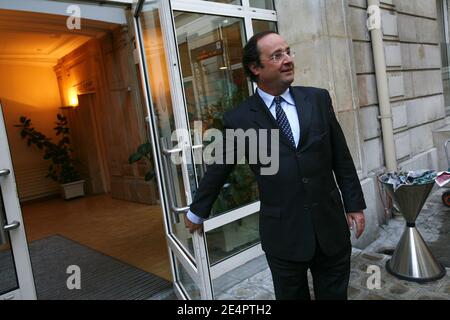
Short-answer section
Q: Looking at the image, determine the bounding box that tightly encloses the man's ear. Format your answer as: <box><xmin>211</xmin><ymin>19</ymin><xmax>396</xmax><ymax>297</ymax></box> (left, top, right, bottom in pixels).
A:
<box><xmin>249</xmin><ymin>63</ymin><xmax>260</xmax><ymax>78</ymax></box>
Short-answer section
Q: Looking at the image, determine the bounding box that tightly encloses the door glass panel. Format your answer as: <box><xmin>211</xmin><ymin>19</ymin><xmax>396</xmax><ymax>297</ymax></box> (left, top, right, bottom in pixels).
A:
<box><xmin>174</xmin><ymin>254</ymin><xmax>201</xmax><ymax>300</ymax></box>
<box><xmin>252</xmin><ymin>19</ymin><xmax>277</xmax><ymax>34</ymax></box>
<box><xmin>206</xmin><ymin>212</ymin><xmax>259</xmax><ymax>264</ymax></box>
<box><xmin>249</xmin><ymin>0</ymin><xmax>274</xmax><ymax>10</ymax></box>
<box><xmin>0</xmin><ymin>191</ymin><xmax>19</xmax><ymax>295</ymax></box>
<box><xmin>175</xmin><ymin>11</ymin><xmax>259</xmax><ymax>218</ymax></box>
<box><xmin>139</xmin><ymin>4</ymin><xmax>195</xmax><ymax>258</ymax></box>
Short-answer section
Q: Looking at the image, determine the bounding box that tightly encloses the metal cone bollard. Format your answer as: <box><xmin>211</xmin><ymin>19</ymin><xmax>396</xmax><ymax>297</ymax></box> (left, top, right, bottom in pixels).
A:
<box><xmin>379</xmin><ymin>177</ymin><xmax>446</xmax><ymax>282</ymax></box>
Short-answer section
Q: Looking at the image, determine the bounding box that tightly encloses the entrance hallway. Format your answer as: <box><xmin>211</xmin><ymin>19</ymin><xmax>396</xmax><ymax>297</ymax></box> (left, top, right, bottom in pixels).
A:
<box><xmin>22</xmin><ymin>194</ymin><xmax>171</xmax><ymax>281</ymax></box>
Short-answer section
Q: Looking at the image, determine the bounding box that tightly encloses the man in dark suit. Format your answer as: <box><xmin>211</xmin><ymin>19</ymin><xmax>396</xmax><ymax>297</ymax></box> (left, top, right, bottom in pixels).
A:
<box><xmin>185</xmin><ymin>31</ymin><xmax>366</xmax><ymax>300</ymax></box>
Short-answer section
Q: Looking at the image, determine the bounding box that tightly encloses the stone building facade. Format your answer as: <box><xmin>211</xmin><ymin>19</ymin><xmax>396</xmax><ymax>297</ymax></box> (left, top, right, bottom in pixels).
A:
<box><xmin>276</xmin><ymin>0</ymin><xmax>449</xmax><ymax>248</ymax></box>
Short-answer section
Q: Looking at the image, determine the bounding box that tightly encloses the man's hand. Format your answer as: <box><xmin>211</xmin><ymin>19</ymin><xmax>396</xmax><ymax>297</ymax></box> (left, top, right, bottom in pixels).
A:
<box><xmin>346</xmin><ymin>211</ymin><xmax>365</xmax><ymax>239</ymax></box>
<box><xmin>184</xmin><ymin>214</ymin><xmax>203</xmax><ymax>234</ymax></box>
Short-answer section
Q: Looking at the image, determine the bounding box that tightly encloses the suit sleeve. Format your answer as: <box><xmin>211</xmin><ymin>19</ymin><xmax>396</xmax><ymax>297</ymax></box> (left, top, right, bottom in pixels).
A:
<box><xmin>325</xmin><ymin>90</ymin><xmax>367</xmax><ymax>213</ymax></box>
<box><xmin>188</xmin><ymin>112</ymin><xmax>238</xmax><ymax>219</ymax></box>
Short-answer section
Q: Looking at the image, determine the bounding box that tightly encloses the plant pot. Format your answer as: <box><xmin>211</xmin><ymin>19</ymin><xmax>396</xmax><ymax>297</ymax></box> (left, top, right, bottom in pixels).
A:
<box><xmin>61</xmin><ymin>180</ymin><xmax>85</xmax><ymax>200</ymax></box>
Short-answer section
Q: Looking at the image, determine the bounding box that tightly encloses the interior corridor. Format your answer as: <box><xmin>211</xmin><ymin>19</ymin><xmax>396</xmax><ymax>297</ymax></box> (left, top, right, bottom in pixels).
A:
<box><xmin>22</xmin><ymin>195</ymin><xmax>171</xmax><ymax>281</ymax></box>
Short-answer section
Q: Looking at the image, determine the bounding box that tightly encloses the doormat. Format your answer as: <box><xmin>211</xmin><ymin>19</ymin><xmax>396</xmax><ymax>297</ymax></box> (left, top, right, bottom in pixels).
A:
<box><xmin>0</xmin><ymin>235</ymin><xmax>176</xmax><ymax>300</ymax></box>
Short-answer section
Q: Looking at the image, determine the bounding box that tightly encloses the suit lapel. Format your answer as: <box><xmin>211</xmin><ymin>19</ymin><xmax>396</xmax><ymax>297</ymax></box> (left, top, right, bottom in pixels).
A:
<box><xmin>250</xmin><ymin>93</ymin><xmax>277</xmax><ymax>129</ymax></box>
<box><xmin>250</xmin><ymin>93</ymin><xmax>297</xmax><ymax>151</ymax></box>
<box><xmin>291</xmin><ymin>87</ymin><xmax>312</xmax><ymax>151</ymax></box>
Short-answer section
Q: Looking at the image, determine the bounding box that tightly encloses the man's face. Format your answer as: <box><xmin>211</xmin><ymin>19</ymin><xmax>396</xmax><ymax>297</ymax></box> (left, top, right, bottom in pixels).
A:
<box><xmin>250</xmin><ymin>33</ymin><xmax>295</xmax><ymax>92</ymax></box>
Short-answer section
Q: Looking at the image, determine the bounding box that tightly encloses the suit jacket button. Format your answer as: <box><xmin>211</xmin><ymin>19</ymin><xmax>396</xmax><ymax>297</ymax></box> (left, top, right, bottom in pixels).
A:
<box><xmin>302</xmin><ymin>178</ymin><xmax>310</xmax><ymax>184</ymax></box>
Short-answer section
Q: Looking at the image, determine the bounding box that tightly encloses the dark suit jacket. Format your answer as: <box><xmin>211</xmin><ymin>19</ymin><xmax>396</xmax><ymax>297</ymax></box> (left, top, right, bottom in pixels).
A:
<box><xmin>189</xmin><ymin>86</ymin><xmax>366</xmax><ymax>261</ymax></box>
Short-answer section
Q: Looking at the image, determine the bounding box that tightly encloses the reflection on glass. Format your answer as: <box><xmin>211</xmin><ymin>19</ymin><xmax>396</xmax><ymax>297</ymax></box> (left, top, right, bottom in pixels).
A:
<box><xmin>0</xmin><ymin>193</ymin><xmax>19</xmax><ymax>295</ymax></box>
<box><xmin>175</xmin><ymin>11</ymin><xmax>259</xmax><ymax>217</ymax></box>
<box><xmin>252</xmin><ymin>19</ymin><xmax>277</xmax><ymax>35</ymax></box>
<box><xmin>175</xmin><ymin>256</ymin><xmax>201</xmax><ymax>300</ymax></box>
<box><xmin>249</xmin><ymin>0</ymin><xmax>274</xmax><ymax>10</ymax></box>
<box><xmin>139</xmin><ymin>4</ymin><xmax>195</xmax><ymax>258</ymax></box>
<box><xmin>203</xmin><ymin>0</ymin><xmax>241</xmax><ymax>4</ymax></box>
<box><xmin>206</xmin><ymin>212</ymin><xmax>259</xmax><ymax>264</ymax></box>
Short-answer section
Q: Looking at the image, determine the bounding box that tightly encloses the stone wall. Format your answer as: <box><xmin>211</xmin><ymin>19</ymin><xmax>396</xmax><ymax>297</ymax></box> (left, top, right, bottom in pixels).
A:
<box><xmin>352</xmin><ymin>0</ymin><xmax>445</xmax><ymax>172</ymax></box>
<box><xmin>276</xmin><ymin>0</ymin><xmax>447</xmax><ymax>249</ymax></box>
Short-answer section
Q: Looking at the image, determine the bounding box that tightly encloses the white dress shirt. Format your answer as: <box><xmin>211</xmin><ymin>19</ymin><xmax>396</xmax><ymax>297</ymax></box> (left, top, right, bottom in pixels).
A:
<box><xmin>256</xmin><ymin>87</ymin><xmax>300</xmax><ymax>147</ymax></box>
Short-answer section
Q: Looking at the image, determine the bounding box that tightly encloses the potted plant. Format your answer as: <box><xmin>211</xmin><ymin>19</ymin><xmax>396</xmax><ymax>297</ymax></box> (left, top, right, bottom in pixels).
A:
<box><xmin>15</xmin><ymin>114</ymin><xmax>85</xmax><ymax>200</ymax></box>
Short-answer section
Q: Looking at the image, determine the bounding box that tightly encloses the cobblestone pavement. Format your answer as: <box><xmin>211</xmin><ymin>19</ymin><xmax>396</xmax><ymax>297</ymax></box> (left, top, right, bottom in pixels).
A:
<box><xmin>216</xmin><ymin>188</ymin><xmax>450</xmax><ymax>300</ymax></box>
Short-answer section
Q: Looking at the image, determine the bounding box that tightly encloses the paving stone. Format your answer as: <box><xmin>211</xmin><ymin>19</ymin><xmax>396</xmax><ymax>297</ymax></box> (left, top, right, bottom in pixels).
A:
<box><xmin>348</xmin><ymin>286</ymin><xmax>361</xmax><ymax>298</ymax></box>
<box><xmin>416</xmin><ymin>294</ymin><xmax>447</xmax><ymax>300</ymax></box>
<box><xmin>439</xmin><ymin>283</ymin><xmax>450</xmax><ymax>294</ymax></box>
<box><xmin>366</xmin><ymin>293</ymin><xmax>388</xmax><ymax>300</ymax></box>
<box><xmin>253</xmin><ymin>290</ymin><xmax>274</xmax><ymax>300</ymax></box>
<box><xmin>389</xmin><ymin>283</ymin><xmax>410</xmax><ymax>295</ymax></box>
<box><xmin>362</xmin><ymin>252</ymin><xmax>384</xmax><ymax>261</ymax></box>
<box><xmin>349</xmin><ymin>270</ymin><xmax>362</xmax><ymax>283</ymax></box>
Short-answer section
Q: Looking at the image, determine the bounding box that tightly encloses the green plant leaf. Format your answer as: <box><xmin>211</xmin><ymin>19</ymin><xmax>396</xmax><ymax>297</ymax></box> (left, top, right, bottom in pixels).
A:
<box><xmin>145</xmin><ymin>171</ymin><xmax>156</xmax><ymax>181</ymax></box>
<box><xmin>17</xmin><ymin>114</ymin><xmax>81</xmax><ymax>185</ymax></box>
<box><xmin>138</xmin><ymin>142</ymin><xmax>152</xmax><ymax>155</ymax></box>
<box><xmin>129</xmin><ymin>153</ymin><xmax>142</xmax><ymax>163</ymax></box>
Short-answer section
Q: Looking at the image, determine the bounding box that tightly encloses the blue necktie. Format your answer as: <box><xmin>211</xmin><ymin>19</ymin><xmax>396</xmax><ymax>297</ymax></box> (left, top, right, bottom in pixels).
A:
<box><xmin>274</xmin><ymin>96</ymin><xmax>296</xmax><ymax>147</ymax></box>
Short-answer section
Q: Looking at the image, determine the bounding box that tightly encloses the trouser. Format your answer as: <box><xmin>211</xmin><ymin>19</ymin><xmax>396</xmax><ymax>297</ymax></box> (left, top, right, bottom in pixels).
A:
<box><xmin>265</xmin><ymin>241</ymin><xmax>351</xmax><ymax>300</ymax></box>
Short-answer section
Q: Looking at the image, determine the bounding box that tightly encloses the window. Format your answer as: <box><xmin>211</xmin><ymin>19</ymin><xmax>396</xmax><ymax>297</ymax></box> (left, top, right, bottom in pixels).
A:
<box><xmin>252</xmin><ymin>19</ymin><xmax>277</xmax><ymax>34</ymax></box>
<box><xmin>249</xmin><ymin>0</ymin><xmax>274</xmax><ymax>10</ymax></box>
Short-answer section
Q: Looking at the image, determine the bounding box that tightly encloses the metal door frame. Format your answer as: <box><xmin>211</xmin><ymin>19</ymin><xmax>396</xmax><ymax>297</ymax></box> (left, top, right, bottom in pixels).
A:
<box><xmin>132</xmin><ymin>0</ymin><xmax>278</xmax><ymax>299</ymax></box>
<box><xmin>0</xmin><ymin>100</ymin><xmax>36</xmax><ymax>300</ymax></box>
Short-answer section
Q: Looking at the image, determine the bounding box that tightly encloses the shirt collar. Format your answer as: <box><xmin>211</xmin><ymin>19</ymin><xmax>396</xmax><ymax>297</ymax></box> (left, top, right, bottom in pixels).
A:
<box><xmin>257</xmin><ymin>87</ymin><xmax>295</xmax><ymax>110</ymax></box>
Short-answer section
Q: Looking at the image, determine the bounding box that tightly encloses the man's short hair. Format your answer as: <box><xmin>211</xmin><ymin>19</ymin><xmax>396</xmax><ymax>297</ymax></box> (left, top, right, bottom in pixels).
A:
<box><xmin>243</xmin><ymin>31</ymin><xmax>279</xmax><ymax>83</ymax></box>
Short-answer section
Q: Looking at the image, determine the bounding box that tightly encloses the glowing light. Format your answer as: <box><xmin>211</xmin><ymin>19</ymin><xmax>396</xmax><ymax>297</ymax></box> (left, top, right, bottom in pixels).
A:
<box><xmin>68</xmin><ymin>87</ymin><xmax>79</xmax><ymax>107</ymax></box>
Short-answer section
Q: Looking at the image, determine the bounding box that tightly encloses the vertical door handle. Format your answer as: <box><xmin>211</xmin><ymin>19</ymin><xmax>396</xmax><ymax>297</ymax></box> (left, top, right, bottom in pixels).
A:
<box><xmin>161</xmin><ymin>142</ymin><xmax>189</xmax><ymax>223</ymax></box>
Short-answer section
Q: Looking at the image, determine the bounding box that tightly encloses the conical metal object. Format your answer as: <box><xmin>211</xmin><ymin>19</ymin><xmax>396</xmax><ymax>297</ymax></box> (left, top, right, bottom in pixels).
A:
<box><xmin>380</xmin><ymin>178</ymin><xmax>446</xmax><ymax>282</ymax></box>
